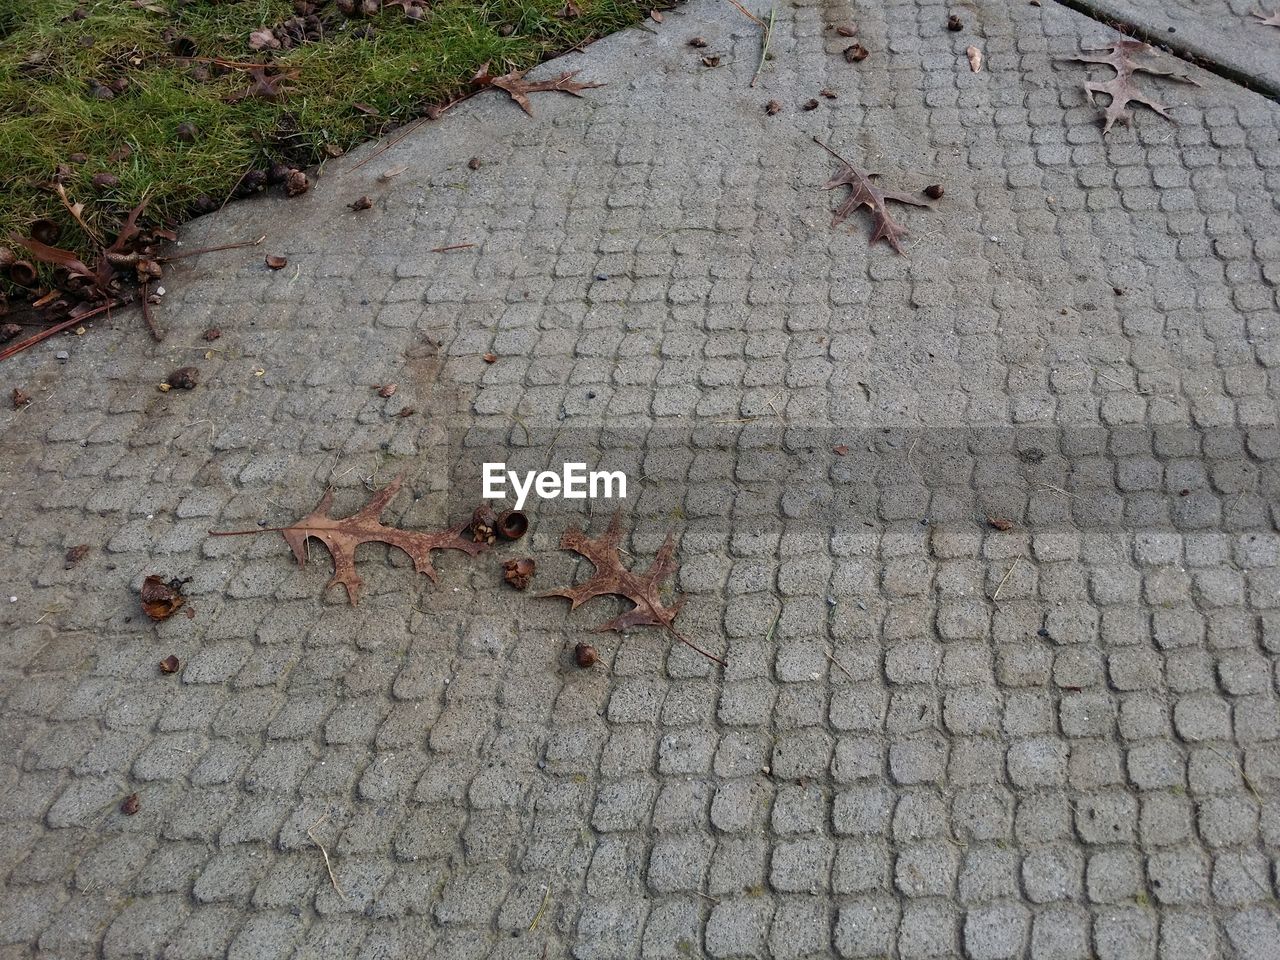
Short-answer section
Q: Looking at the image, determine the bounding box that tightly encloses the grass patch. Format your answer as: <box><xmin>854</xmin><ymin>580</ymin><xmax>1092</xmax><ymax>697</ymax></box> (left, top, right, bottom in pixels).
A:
<box><xmin>0</xmin><ymin>0</ymin><xmax>647</xmax><ymax>285</ymax></box>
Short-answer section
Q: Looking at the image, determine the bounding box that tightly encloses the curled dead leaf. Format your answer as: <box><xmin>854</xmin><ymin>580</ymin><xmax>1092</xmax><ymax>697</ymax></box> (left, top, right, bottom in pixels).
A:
<box><xmin>349</xmin><ymin>195</ymin><xmax>373</xmax><ymax>211</ymax></box>
<box><xmin>120</xmin><ymin>793</ymin><xmax>140</xmax><ymax>815</ymax></box>
<box><xmin>688</xmin><ymin>36</ymin><xmax>708</xmax><ymax>47</ymax></box>
<box><xmin>141</xmin><ymin>575</ymin><xmax>185</xmax><ymax>620</ymax></box>
<box><xmin>502</xmin><ymin>557</ymin><xmax>536</xmax><ymax>590</ymax></box>
<box><xmin>649</xmin><ymin>9</ymin><xmax>663</xmax><ymax>22</ymax></box>
<box><xmin>482</xmin><ymin>352</ymin><xmax>497</xmax><ymax>363</ymax></box>
<box><xmin>159</xmin><ymin>654</ymin><xmax>180</xmax><ymax>674</ymax></box>
<box><xmin>701</xmin><ymin>55</ymin><xmax>721</xmax><ymax>67</ymax></box>
<box><xmin>377</xmin><ymin>383</ymin><xmax>397</xmax><ymax>398</ymax></box>
<box><xmin>966</xmin><ymin>45</ymin><xmax>982</xmax><ymax>71</ymax></box>
<box><xmin>765</xmin><ymin>100</ymin><xmax>782</xmax><ymax>115</ymax></box>
<box><xmin>285</xmin><ymin>169</ymin><xmax>309</xmax><ymax>196</ymax></box>
<box><xmin>987</xmin><ymin>515</ymin><xmax>1014</xmax><ymax>531</ymax></box>
<box><xmin>836</xmin><ymin>24</ymin><xmax>858</xmax><ymax>36</ymax></box>
<box><xmin>64</xmin><ymin>544</ymin><xmax>90</xmax><ymax>568</ymax></box>
<box><xmin>467</xmin><ymin>157</ymin><xmax>482</xmax><ymax>170</ymax></box>
<box><xmin>820</xmin><ymin>88</ymin><xmax>837</xmax><ymax>98</ymax></box>
<box><xmin>844</xmin><ymin>43</ymin><xmax>869</xmax><ymax>62</ymax></box>
<box><xmin>833</xmin><ymin>444</ymin><xmax>849</xmax><ymax>456</ymax></box>
<box><xmin>13</xmin><ymin>387</ymin><xmax>32</xmax><ymax>408</ymax></box>
<box><xmin>202</xmin><ymin>327</ymin><xmax>222</xmax><ymax>341</ymax></box>
<box><xmin>265</xmin><ymin>254</ymin><xmax>288</xmax><ymax>270</ymax></box>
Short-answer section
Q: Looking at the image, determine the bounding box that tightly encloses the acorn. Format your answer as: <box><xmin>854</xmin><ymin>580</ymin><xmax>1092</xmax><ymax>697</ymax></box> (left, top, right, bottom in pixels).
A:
<box><xmin>574</xmin><ymin>642</ymin><xmax>598</xmax><ymax>668</ymax></box>
<box><xmin>28</xmin><ymin>219</ymin><xmax>61</xmax><ymax>244</ymax></box>
<box><xmin>924</xmin><ymin>183</ymin><xmax>944</xmax><ymax>200</ymax></box>
<box><xmin>92</xmin><ymin>172</ymin><xmax>120</xmax><ymax>190</ymax></box>
<box><xmin>6</xmin><ymin>260</ymin><xmax>37</xmax><ymax>287</ymax></box>
<box><xmin>502</xmin><ymin>557</ymin><xmax>535</xmax><ymax>590</ymax></box>
<box><xmin>495</xmin><ymin>509</ymin><xmax>528</xmax><ymax>540</ymax></box>
<box><xmin>471</xmin><ymin>504</ymin><xmax>497</xmax><ymax>544</ymax></box>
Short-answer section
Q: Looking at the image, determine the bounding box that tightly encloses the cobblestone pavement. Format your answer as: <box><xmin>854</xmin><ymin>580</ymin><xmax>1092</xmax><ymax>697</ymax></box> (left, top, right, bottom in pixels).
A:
<box><xmin>2</xmin><ymin>0</ymin><xmax>1280</xmax><ymax>956</ymax></box>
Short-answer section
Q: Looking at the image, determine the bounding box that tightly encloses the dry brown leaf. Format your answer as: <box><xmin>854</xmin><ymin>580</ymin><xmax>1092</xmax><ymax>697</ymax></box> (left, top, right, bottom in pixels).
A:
<box><xmin>701</xmin><ymin>55</ymin><xmax>721</xmax><ymax>67</ymax></box>
<box><xmin>377</xmin><ymin>383</ymin><xmax>397</xmax><ymax>397</ymax></box>
<box><xmin>1253</xmin><ymin>7</ymin><xmax>1280</xmax><ymax>26</ymax></box>
<box><xmin>349</xmin><ymin>195</ymin><xmax>373</xmax><ymax>211</ymax></box>
<box><xmin>141</xmin><ymin>575</ymin><xmax>185</xmax><ymax>620</ymax></box>
<box><xmin>836</xmin><ymin>24</ymin><xmax>858</xmax><ymax>36</ymax></box>
<box><xmin>248</xmin><ymin>28</ymin><xmax>280</xmax><ymax>50</ymax></box>
<box><xmin>816</xmin><ymin>139</ymin><xmax>932</xmax><ymax>254</ymax></box>
<box><xmin>987</xmin><ymin>515</ymin><xmax>1014</xmax><ymax>531</ymax></box>
<box><xmin>273</xmin><ymin>475</ymin><xmax>485</xmax><ymax>604</ymax></box>
<box><xmin>540</xmin><ymin>513</ymin><xmax>724</xmax><ymax>664</ymax></box>
<box><xmin>159</xmin><ymin>654</ymin><xmax>180</xmax><ymax>674</ymax></box>
<box><xmin>64</xmin><ymin>544</ymin><xmax>90</xmax><ymax>568</ymax></box>
<box><xmin>1058</xmin><ymin>39</ymin><xmax>1199</xmax><ymax>134</ymax></box>
<box><xmin>844</xmin><ymin>42</ymin><xmax>868</xmax><ymax>62</ymax></box>
<box><xmin>833</xmin><ymin>444</ymin><xmax>849</xmax><ymax>456</ymax></box>
<box><xmin>650</xmin><ymin>9</ymin><xmax>664</xmax><ymax>22</ymax></box>
<box><xmin>473</xmin><ymin>62</ymin><xmax>604</xmax><ymax>116</ymax></box>
<box><xmin>765</xmin><ymin>100</ymin><xmax>782</xmax><ymax>115</ymax></box>
<box><xmin>120</xmin><ymin>793</ymin><xmax>140</xmax><ymax>815</ymax></box>
<box><xmin>482</xmin><ymin>353</ymin><xmax>497</xmax><ymax>363</ymax></box>
<box><xmin>226</xmin><ymin>64</ymin><xmax>298</xmax><ymax>102</ymax></box>
<box><xmin>966</xmin><ymin>45</ymin><xmax>982</xmax><ymax>72</ymax></box>
<box><xmin>265</xmin><ymin>254</ymin><xmax>287</xmax><ymax>270</ymax></box>
<box><xmin>12</xmin><ymin>387</ymin><xmax>31</xmax><ymax>408</ymax></box>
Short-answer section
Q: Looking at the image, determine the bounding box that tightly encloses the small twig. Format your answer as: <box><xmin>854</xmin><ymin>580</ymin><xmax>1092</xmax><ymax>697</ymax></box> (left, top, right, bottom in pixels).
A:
<box><xmin>1035</xmin><ymin>483</ymin><xmax>1078</xmax><ymax>501</ymax></box>
<box><xmin>219</xmin><ymin>167</ymin><xmax>253</xmax><ymax>213</ymax></box>
<box><xmin>825</xmin><ymin>649</ymin><xmax>856</xmax><ymax>682</ymax></box>
<box><xmin>0</xmin><ymin>299</ymin><xmax>124</xmax><ymax>363</ymax></box>
<box><xmin>991</xmin><ymin>557</ymin><xmax>1022</xmax><ymax>603</ymax></box>
<box><xmin>695</xmin><ymin>890</ymin><xmax>721</xmax><ymax>904</ymax></box>
<box><xmin>750</xmin><ymin>5</ymin><xmax>776</xmax><ymax>88</ymax></box>
<box><xmin>160</xmin><ymin>236</ymin><xmax>266</xmax><ymax>263</ymax></box>
<box><xmin>139</xmin><ymin>283</ymin><xmax>164</xmax><ymax>342</ymax></box>
<box><xmin>306</xmin><ymin>815</ymin><xmax>346</xmax><ymax>901</ymax></box>
<box><xmin>429</xmin><ymin>242</ymin><xmax>476</xmax><ymax>253</ymax></box>
<box><xmin>528</xmin><ymin>884</ymin><xmax>550</xmax><ymax>931</ymax></box>
<box><xmin>724</xmin><ymin>0</ymin><xmax>766</xmax><ymax>26</ymax></box>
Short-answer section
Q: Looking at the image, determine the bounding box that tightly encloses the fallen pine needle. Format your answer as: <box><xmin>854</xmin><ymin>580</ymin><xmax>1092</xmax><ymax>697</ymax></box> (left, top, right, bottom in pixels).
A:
<box><xmin>724</xmin><ymin>0</ymin><xmax>766</xmax><ymax>26</ymax></box>
<box><xmin>160</xmin><ymin>236</ymin><xmax>265</xmax><ymax>262</ymax></box>
<box><xmin>0</xmin><ymin>299</ymin><xmax>124</xmax><ymax>363</ymax></box>
<box><xmin>430</xmin><ymin>243</ymin><xmax>476</xmax><ymax>253</ymax></box>
<box><xmin>307</xmin><ymin>815</ymin><xmax>346</xmax><ymax>901</ymax></box>
<box><xmin>529</xmin><ymin>884</ymin><xmax>550</xmax><ymax>931</ymax></box>
<box><xmin>826</xmin><ymin>649</ymin><xmax>856</xmax><ymax>682</ymax></box>
<box><xmin>991</xmin><ymin>556</ymin><xmax>1021</xmax><ymax>603</ymax></box>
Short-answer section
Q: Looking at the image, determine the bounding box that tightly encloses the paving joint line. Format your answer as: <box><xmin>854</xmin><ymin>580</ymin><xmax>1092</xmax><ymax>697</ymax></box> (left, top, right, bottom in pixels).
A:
<box><xmin>1049</xmin><ymin>0</ymin><xmax>1280</xmax><ymax>101</ymax></box>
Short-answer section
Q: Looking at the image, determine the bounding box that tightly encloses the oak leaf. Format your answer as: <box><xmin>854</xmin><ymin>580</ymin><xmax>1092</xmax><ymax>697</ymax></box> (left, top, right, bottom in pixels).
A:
<box><xmin>1253</xmin><ymin>8</ymin><xmax>1280</xmax><ymax>26</ymax></box>
<box><xmin>1059</xmin><ymin>40</ymin><xmax>1198</xmax><ymax>134</ymax></box>
<box><xmin>540</xmin><ymin>513</ymin><xmax>725</xmax><ymax>665</ymax></box>
<box><xmin>278</xmin><ymin>475</ymin><xmax>484</xmax><ymax>604</ymax></box>
<box><xmin>472</xmin><ymin>62</ymin><xmax>603</xmax><ymax>116</ymax></box>
<box><xmin>815</xmin><ymin>139</ymin><xmax>932</xmax><ymax>254</ymax></box>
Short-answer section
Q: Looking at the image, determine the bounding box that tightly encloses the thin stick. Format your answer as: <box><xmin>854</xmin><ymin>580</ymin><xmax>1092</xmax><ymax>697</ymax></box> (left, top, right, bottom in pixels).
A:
<box><xmin>695</xmin><ymin>890</ymin><xmax>721</xmax><ymax>904</ymax></box>
<box><xmin>429</xmin><ymin>242</ymin><xmax>476</xmax><ymax>253</ymax></box>
<box><xmin>160</xmin><ymin>236</ymin><xmax>266</xmax><ymax>262</ymax></box>
<box><xmin>750</xmin><ymin>5</ymin><xmax>776</xmax><ymax>88</ymax></box>
<box><xmin>139</xmin><ymin>283</ymin><xmax>164</xmax><ymax>342</ymax></box>
<box><xmin>813</xmin><ymin>136</ymin><xmax>855</xmax><ymax>168</ymax></box>
<box><xmin>991</xmin><ymin>557</ymin><xmax>1021</xmax><ymax>603</ymax></box>
<box><xmin>0</xmin><ymin>300</ymin><xmax>123</xmax><ymax>363</ymax></box>
<box><xmin>306</xmin><ymin>815</ymin><xmax>346</xmax><ymax>901</ymax></box>
<box><xmin>724</xmin><ymin>0</ymin><xmax>766</xmax><ymax>26</ymax></box>
<box><xmin>826</xmin><ymin>650</ymin><xmax>856</xmax><ymax>682</ymax></box>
